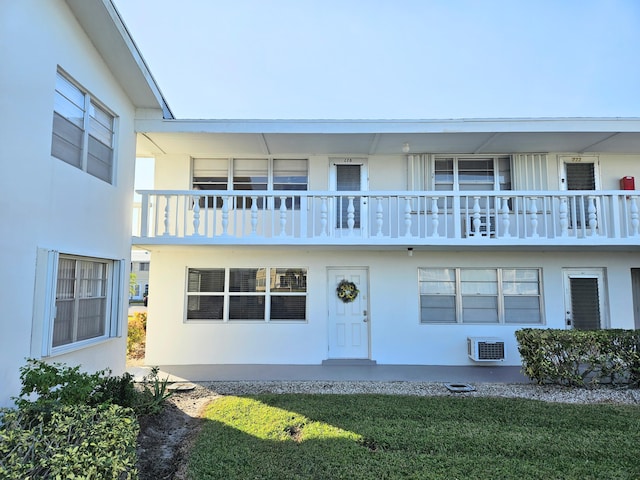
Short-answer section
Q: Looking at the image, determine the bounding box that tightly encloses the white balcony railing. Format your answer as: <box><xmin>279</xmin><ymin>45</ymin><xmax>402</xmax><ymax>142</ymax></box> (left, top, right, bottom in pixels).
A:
<box><xmin>133</xmin><ymin>190</ymin><xmax>640</xmax><ymax>246</ymax></box>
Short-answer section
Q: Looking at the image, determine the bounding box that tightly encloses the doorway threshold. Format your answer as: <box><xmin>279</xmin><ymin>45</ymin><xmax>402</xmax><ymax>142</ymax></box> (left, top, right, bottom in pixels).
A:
<box><xmin>322</xmin><ymin>359</ymin><xmax>377</xmax><ymax>366</ymax></box>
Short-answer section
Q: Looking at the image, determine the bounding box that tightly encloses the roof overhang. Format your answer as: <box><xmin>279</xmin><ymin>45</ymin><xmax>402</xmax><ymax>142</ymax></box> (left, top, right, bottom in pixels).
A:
<box><xmin>135</xmin><ymin>117</ymin><xmax>640</xmax><ymax>157</ymax></box>
<box><xmin>65</xmin><ymin>0</ymin><xmax>173</xmax><ymax>118</ymax></box>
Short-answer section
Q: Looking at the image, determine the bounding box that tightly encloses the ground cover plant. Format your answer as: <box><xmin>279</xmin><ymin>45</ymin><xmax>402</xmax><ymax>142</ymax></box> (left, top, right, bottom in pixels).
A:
<box><xmin>189</xmin><ymin>394</ymin><xmax>640</xmax><ymax>480</ymax></box>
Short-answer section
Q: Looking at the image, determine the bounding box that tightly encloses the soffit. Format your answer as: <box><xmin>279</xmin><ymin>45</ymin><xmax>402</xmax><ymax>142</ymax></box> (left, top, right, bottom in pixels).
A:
<box><xmin>137</xmin><ymin>130</ymin><xmax>640</xmax><ymax>157</ymax></box>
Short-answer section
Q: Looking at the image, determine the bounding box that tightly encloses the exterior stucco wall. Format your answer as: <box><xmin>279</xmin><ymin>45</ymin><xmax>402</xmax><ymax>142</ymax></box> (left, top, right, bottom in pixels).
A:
<box><xmin>0</xmin><ymin>0</ymin><xmax>137</xmax><ymax>406</ymax></box>
<box><xmin>144</xmin><ymin>247</ymin><xmax>638</xmax><ymax>367</ymax></box>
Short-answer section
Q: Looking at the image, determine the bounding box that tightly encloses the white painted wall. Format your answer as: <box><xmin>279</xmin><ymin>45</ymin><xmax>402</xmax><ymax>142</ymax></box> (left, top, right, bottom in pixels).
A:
<box><xmin>0</xmin><ymin>0</ymin><xmax>138</xmax><ymax>406</ymax></box>
<box><xmin>144</xmin><ymin>247</ymin><xmax>638</xmax><ymax>367</ymax></box>
<box><xmin>143</xmin><ymin>150</ymin><xmax>640</xmax><ymax>367</ymax></box>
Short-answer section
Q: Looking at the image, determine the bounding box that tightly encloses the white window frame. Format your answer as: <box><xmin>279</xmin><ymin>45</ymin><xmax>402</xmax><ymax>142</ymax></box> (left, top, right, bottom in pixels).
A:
<box><xmin>51</xmin><ymin>69</ymin><xmax>117</xmax><ymax>184</ymax></box>
<box><xmin>432</xmin><ymin>155</ymin><xmax>512</xmax><ymax>191</ymax></box>
<box><xmin>191</xmin><ymin>158</ymin><xmax>309</xmax><ymax>210</ymax></box>
<box><xmin>419</xmin><ymin>267</ymin><xmax>544</xmax><ymax>325</ymax></box>
<box><xmin>33</xmin><ymin>249</ymin><xmax>124</xmax><ymax>357</ymax></box>
<box><xmin>185</xmin><ymin>267</ymin><xmax>308</xmax><ymax>323</ymax></box>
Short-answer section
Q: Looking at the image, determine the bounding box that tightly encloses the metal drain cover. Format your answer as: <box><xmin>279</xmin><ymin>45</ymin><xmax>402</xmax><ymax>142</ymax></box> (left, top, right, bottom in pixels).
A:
<box><xmin>167</xmin><ymin>382</ymin><xmax>197</xmax><ymax>392</ymax></box>
<box><xmin>444</xmin><ymin>383</ymin><xmax>476</xmax><ymax>393</ymax></box>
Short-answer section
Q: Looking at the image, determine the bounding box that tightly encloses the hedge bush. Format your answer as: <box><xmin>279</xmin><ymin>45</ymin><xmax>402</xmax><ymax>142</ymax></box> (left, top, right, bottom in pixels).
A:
<box><xmin>0</xmin><ymin>404</ymin><xmax>139</xmax><ymax>479</ymax></box>
<box><xmin>1</xmin><ymin>359</ymin><xmax>173</xmax><ymax>479</ymax></box>
<box><xmin>516</xmin><ymin>328</ymin><xmax>640</xmax><ymax>387</ymax></box>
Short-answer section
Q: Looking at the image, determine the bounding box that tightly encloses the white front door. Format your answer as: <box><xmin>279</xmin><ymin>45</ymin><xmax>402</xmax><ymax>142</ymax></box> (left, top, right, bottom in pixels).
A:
<box><xmin>327</xmin><ymin>268</ymin><xmax>369</xmax><ymax>359</ymax></box>
<box><xmin>563</xmin><ymin>268</ymin><xmax>607</xmax><ymax>330</ymax></box>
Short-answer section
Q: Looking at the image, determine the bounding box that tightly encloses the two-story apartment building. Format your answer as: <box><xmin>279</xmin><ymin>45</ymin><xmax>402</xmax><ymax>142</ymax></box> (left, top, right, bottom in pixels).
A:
<box><xmin>0</xmin><ymin>0</ymin><xmax>170</xmax><ymax>407</ymax></box>
<box><xmin>133</xmin><ymin>119</ymin><xmax>640</xmax><ymax>367</ymax></box>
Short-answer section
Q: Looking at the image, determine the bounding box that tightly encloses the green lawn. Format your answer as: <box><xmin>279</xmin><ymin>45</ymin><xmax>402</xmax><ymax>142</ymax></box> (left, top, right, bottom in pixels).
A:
<box><xmin>188</xmin><ymin>394</ymin><xmax>640</xmax><ymax>480</ymax></box>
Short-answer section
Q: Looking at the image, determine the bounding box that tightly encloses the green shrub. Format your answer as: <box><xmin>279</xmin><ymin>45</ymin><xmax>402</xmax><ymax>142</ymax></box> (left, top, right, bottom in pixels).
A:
<box><xmin>14</xmin><ymin>359</ymin><xmax>105</xmax><ymax>416</ymax></box>
<box><xmin>516</xmin><ymin>328</ymin><xmax>640</xmax><ymax>386</ymax></box>
<box><xmin>127</xmin><ymin>312</ymin><xmax>147</xmax><ymax>358</ymax></box>
<box><xmin>0</xmin><ymin>404</ymin><xmax>139</xmax><ymax>479</ymax></box>
<box><xmin>14</xmin><ymin>359</ymin><xmax>171</xmax><ymax>417</ymax></box>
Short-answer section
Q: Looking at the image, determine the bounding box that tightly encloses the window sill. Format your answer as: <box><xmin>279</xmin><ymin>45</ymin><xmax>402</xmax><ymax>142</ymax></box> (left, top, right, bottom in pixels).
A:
<box><xmin>46</xmin><ymin>335</ymin><xmax>118</xmax><ymax>358</ymax></box>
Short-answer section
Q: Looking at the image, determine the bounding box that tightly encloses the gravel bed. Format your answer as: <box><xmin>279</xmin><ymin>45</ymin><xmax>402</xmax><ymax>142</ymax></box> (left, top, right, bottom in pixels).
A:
<box><xmin>190</xmin><ymin>380</ymin><xmax>640</xmax><ymax>405</ymax></box>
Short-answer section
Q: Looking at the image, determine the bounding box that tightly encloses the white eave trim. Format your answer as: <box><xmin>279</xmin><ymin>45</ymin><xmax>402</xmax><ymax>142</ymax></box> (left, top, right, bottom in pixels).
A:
<box><xmin>135</xmin><ymin>117</ymin><xmax>640</xmax><ymax>135</ymax></box>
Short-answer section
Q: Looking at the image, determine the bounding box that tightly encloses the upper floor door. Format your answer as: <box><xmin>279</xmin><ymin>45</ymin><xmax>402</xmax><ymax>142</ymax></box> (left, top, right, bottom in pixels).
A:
<box><xmin>330</xmin><ymin>158</ymin><xmax>368</xmax><ymax>234</ymax></box>
<box><xmin>559</xmin><ymin>156</ymin><xmax>600</xmax><ymax>191</ymax></box>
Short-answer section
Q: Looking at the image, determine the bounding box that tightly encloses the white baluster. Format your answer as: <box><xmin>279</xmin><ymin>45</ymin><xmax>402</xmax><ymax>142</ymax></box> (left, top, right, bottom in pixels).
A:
<box><xmin>430</xmin><ymin>197</ymin><xmax>439</xmax><ymax>237</ymax></box>
<box><xmin>279</xmin><ymin>196</ymin><xmax>288</xmax><ymax>236</ymax></box>
<box><xmin>192</xmin><ymin>196</ymin><xmax>200</xmax><ymax>236</ymax></box>
<box><xmin>163</xmin><ymin>195</ymin><xmax>171</xmax><ymax>236</ymax></box>
<box><xmin>529</xmin><ymin>197</ymin><xmax>539</xmax><ymax>237</ymax></box>
<box><xmin>221</xmin><ymin>196</ymin><xmax>229</xmax><ymax>236</ymax></box>
<box><xmin>500</xmin><ymin>196</ymin><xmax>511</xmax><ymax>238</ymax></box>
<box><xmin>250</xmin><ymin>196</ymin><xmax>258</xmax><ymax>235</ymax></box>
<box><xmin>320</xmin><ymin>197</ymin><xmax>328</xmax><ymax>237</ymax></box>
<box><xmin>559</xmin><ymin>196</ymin><xmax>568</xmax><ymax>237</ymax></box>
<box><xmin>588</xmin><ymin>196</ymin><xmax>597</xmax><ymax>236</ymax></box>
<box><xmin>472</xmin><ymin>197</ymin><xmax>481</xmax><ymax>235</ymax></box>
<box><xmin>404</xmin><ymin>197</ymin><xmax>413</xmax><ymax>237</ymax></box>
<box><xmin>376</xmin><ymin>197</ymin><xmax>384</xmax><ymax>237</ymax></box>
<box><xmin>347</xmin><ymin>196</ymin><xmax>355</xmax><ymax>234</ymax></box>
<box><xmin>631</xmin><ymin>196</ymin><xmax>639</xmax><ymax>236</ymax></box>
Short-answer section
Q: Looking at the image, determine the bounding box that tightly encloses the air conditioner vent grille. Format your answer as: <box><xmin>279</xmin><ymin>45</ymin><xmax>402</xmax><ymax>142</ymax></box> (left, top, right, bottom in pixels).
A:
<box><xmin>467</xmin><ymin>337</ymin><xmax>505</xmax><ymax>361</ymax></box>
<box><xmin>477</xmin><ymin>341</ymin><xmax>505</xmax><ymax>360</ymax></box>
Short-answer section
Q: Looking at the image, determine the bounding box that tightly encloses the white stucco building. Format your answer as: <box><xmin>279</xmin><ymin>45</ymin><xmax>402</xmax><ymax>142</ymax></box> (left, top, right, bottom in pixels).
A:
<box><xmin>3</xmin><ymin>1</ymin><xmax>640</xmax><ymax>408</ymax></box>
<box><xmin>0</xmin><ymin>0</ymin><xmax>170</xmax><ymax>407</ymax></box>
<box><xmin>133</xmin><ymin>119</ymin><xmax>640</xmax><ymax>367</ymax></box>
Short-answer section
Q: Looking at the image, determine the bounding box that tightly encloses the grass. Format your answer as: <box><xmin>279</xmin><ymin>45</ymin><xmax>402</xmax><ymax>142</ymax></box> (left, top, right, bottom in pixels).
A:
<box><xmin>188</xmin><ymin>394</ymin><xmax>640</xmax><ymax>480</ymax></box>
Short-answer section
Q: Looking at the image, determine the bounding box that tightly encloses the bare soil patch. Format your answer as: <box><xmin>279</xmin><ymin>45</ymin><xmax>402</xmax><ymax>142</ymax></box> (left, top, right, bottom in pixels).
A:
<box><xmin>136</xmin><ymin>385</ymin><xmax>219</xmax><ymax>480</ymax></box>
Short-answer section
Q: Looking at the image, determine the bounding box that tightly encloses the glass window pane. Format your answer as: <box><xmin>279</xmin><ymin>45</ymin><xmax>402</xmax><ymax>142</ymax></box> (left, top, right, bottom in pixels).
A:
<box><xmin>187</xmin><ymin>296</ymin><xmax>224</xmax><ymax>320</ymax></box>
<box><xmin>229</xmin><ymin>296</ymin><xmax>265</xmax><ymax>320</ymax></box>
<box><xmin>87</xmin><ymin>136</ymin><xmax>113</xmax><ymax>183</ymax></box>
<box><xmin>53</xmin><ymin>299</ymin><xmax>74</xmax><ymax>347</ymax></box>
<box><xmin>229</xmin><ymin>268</ymin><xmax>262</xmax><ymax>292</ymax></box>
<box><xmin>77</xmin><ymin>298</ymin><xmax>106</xmax><ymax>340</ymax></box>
<box><xmin>504</xmin><ymin>296</ymin><xmax>541</xmax><ymax>324</ymax></box>
<box><xmin>54</xmin><ymin>91</ymin><xmax>84</xmax><ymax>128</ymax></box>
<box><xmin>270</xmin><ymin>296</ymin><xmax>306</xmax><ymax>320</ymax></box>
<box><xmin>89</xmin><ymin>103</ymin><xmax>113</xmax><ymax>147</ymax></box>
<box><xmin>460</xmin><ymin>269</ymin><xmax>496</xmax><ymax>282</ymax></box>
<box><xmin>462</xmin><ymin>296</ymin><xmax>498</xmax><ymax>323</ymax></box>
<box><xmin>56</xmin><ymin>73</ymin><xmax>85</xmax><ymax>109</ymax></box>
<box><xmin>420</xmin><ymin>281</ymin><xmax>456</xmax><ymax>295</ymax></box>
<box><xmin>188</xmin><ymin>269</ymin><xmax>224</xmax><ymax>292</ymax></box>
<box><xmin>502</xmin><ymin>269</ymin><xmax>538</xmax><ymax>282</ymax></box>
<box><xmin>233</xmin><ymin>159</ymin><xmax>268</xmax><ymax>186</ymax></box>
<box><xmin>460</xmin><ymin>282</ymin><xmax>498</xmax><ymax>295</ymax></box>
<box><xmin>271</xmin><ymin>268</ymin><xmax>307</xmax><ymax>292</ymax></box>
<box><xmin>420</xmin><ymin>295</ymin><xmax>456</xmax><ymax>323</ymax></box>
<box><xmin>419</xmin><ymin>268</ymin><xmax>455</xmax><ymax>282</ymax></box>
<box><xmin>51</xmin><ymin>113</ymin><xmax>83</xmax><ymax>168</ymax></box>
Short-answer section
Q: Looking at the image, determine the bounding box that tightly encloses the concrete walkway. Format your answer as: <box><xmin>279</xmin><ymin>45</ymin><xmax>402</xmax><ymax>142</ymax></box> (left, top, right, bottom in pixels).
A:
<box><xmin>127</xmin><ymin>363</ymin><xmax>531</xmax><ymax>384</ymax></box>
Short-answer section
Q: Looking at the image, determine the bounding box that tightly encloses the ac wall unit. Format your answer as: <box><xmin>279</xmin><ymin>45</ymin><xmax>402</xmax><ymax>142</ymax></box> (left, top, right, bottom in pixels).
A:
<box><xmin>463</xmin><ymin>215</ymin><xmax>496</xmax><ymax>238</ymax></box>
<box><xmin>467</xmin><ymin>337</ymin><xmax>505</xmax><ymax>362</ymax></box>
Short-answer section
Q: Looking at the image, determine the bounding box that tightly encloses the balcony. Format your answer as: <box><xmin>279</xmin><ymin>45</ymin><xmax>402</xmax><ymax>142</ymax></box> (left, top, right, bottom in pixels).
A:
<box><xmin>132</xmin><ymin>190</ymin><xmax>640</xmax><ymax>248</ymax></box>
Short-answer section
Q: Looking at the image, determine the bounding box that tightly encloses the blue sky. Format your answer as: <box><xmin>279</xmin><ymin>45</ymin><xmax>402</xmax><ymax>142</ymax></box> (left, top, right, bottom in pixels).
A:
<box><xmin>114</xmin><ymin>0</ymin><xmax>640</xmax><ymax>120</ymax></box>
